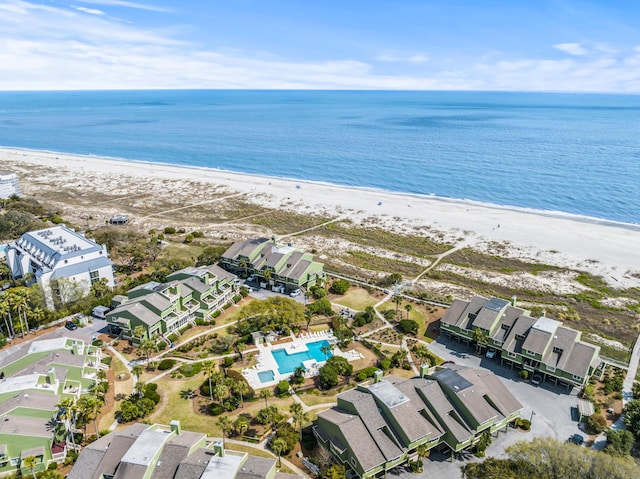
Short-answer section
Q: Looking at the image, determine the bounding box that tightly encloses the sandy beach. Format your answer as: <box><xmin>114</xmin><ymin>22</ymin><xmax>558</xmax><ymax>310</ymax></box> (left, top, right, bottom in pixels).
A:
<box><xmin>2</xmin><ymin>146</ymin><xmax>639</xmax><ymax>290</ymax></box>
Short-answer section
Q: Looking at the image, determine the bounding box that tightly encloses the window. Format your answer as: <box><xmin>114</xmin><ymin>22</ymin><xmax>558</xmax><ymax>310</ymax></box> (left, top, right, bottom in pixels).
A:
<box><xmin>546</xmin><ymin>365</ymin><xmax>556</xmax><ymax>372</ymax></box>
<box><xmin>351</xmin><ymin>457</ymin><xmax>357</xmax><ymax>467</ymax></box>
<box><xmin>515</xmin><ymin>334</ymin><xmax>525</xmax><ymax>341</ymax></box>
<box><xmin>90</xmin><ymin>270</ymin><xmax>100</xmax><ymax>285</ymax></box>
<box><xmin>507</xmin><ymin>351</ymin><xmax>517</xmax><ymax>358</ymax></box>
<box><xmin>573</xmin><ymin>374</ymin><xmax>582</xmax><ymax>381</ymax></box>
<box><xmin>553</xmin><ymin>346</ymin><xmax>563</xmax><ymax>354</ymax></box>
<box><xmin>10</xmin><ymin>458</ymin><xmax>19</xmax><ymax>466</ymax></box>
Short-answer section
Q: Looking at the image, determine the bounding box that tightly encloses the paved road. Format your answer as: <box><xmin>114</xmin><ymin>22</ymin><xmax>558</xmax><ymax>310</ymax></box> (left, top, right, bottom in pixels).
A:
<box><xmin>405</xmin><ymin>335</ymin><xmax>586</xmax><ymax>479</ymax></box>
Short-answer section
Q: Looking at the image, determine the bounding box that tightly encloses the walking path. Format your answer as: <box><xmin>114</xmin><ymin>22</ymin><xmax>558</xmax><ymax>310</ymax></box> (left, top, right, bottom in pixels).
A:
<box><xmin>276</xmin><ymin>216</ymin><xmax>345</xmax><ymax>241</ymax></box>
<box><xmin>591</xmin><ymin>332</ymin><xmax>640</xmax><ymax>451</ymax></box>
<box><xmin>412</xmin><ymin>240</ymin><xmax>470</xmax><ymax>284</ymax></box>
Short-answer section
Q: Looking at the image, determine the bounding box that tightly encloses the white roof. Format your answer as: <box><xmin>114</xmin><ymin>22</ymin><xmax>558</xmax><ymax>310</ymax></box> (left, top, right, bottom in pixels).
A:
<box><xmin>120</xmin><ymin>428</ymin><xmax>171</xmax><ymax>466</ymax></box>
<box><xmin>532</xmin><ymin>316</ymin><xmax>561</xmax><ymax>335</ymax></box>
<box><xmin>200</xmin><ymin>451</ymin><xmax>244</xmax><ymax>479</ymax></box>
<box><xmin>0</xmin><ymin>374</ymin><xmax>39</xmax><ymax>395</ymax></box>
<box><xmin>28</xmin><ymin>337</ymin><xmax>69</xmax><ymax>354</ymax></box>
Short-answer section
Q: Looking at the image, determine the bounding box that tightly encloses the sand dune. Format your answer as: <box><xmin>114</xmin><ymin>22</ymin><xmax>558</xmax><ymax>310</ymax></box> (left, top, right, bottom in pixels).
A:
<box><xmin>3</xmin><ymin>146</ymin><xmax>639</xmax><ymax>289</ymax></box>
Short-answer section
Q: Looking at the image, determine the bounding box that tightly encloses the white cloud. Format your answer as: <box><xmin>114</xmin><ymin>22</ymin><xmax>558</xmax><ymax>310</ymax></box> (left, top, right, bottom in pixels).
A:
<box><xmin>74</xmin><ymin>6</ymin><xmax>105</xmax><ymax>15</ymax></box>
<box><xmin>76</xmin><ymin>0</ymin><xmax>172</xmax><ymax>13</ymax></box>
<box><xmin>377</xmin><ymin>52</ymin><xmax>428</xmax><ymax>64</ymax></box>
<box><xmin>554</xmin><ymin>42</ymin><xmax>588</xmax><ymax>55</ymax></box>
<box><xmin>0</xmin><ymin>1</ymin><xmax>639</xmax><ymax>92</ymax></box>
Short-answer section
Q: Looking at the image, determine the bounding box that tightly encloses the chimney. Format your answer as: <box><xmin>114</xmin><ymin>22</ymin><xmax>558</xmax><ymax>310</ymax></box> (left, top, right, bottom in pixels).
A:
<box><xmin>511</xmin><ymin>295</ymin><xmax>517</xmax><ymax>307</ymax></box>
<box><xmin>213</xmin><ymin>440</ymin><xmax>224</xmax><ymax>457</ymax></box>
<box><xmin>420</xmin><ymin>363</ymin><xmax>430</xmax><ymax>378</ymax></box>
<box><xmin>170</xmin><ymin>420</ymin><xmax>181</xmax><ymax>435</ymax></box>
<box><xmin>373</xmin><ymin>369</ymin><xmax>383</xmax><ymax>383</ymax></box>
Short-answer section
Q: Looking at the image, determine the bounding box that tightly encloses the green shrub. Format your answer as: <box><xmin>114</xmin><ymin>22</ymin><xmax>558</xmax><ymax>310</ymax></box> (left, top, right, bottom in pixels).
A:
<box><xmin>585</xmin><ymin>414</ymin><xmax>607</xmax><ymax>434</ymax></box>
<box><xmin>398</xmin><ymin>319</ymin><xmax>418</xmax><ymax>335</ymax></box>
<box><xmin>330</xmin><ymin>279</ymin><xmax>351</xmax><ymax>295</ymax></box>
<box><xmin>158</xmin><ymin>359</ymin><xmax>176</xmax><ymax>370</ymax></box>
<box><xmin>519</xmin><ymin>419</ymin><xmax>531</xmax><ymax>430</ymax></box>
<box><xmin>519</xmin><ymin>370</ymin><xmax>530</xmax><ymax>380</ymax></box>
<box><xmin>164</xmin><ymin>227</ymin><xmax>176</xmax><ymax>234</ymax></box>
<box><xmin>209</xmin><ymin>403</ymin><xmax>224</xmax><ymax>416</ymax></box>
<box><xmin>101</xmin><ymin>356</ymin><xmax>112</xmax><ymax>365</ymax></box>
<box><xmin>355</xmin><ymin>366</ymin><xmax>379</xmax><ymax>382</ymax></box>
<box><xmin>277</xmin><ymin>380</ymin><xmax>291</xmax><ymax>395</ymax></box>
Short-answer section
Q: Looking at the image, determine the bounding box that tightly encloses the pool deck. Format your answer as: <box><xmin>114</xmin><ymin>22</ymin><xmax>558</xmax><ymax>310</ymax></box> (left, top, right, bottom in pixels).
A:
<box><xmin>242</xmin><ymin>330</ymin><xmax>364</xmax><ymax>390</ymax></box>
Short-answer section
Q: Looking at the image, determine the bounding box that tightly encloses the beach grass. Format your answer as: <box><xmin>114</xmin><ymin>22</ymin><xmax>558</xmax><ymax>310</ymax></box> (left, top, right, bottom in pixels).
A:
<box><xmin>317</xmin><ymin>221</ymin><xmax>452</xmax><ymax>257</ymax></box>
<box><xmin>250</xmin><ymin>210</ymin><xmax>335</xmax><ymax>235</ymax></box>
<box><xmin>343</xmin><ymin>250</ymin><xmax>425</xmax><ymax>277</ymax></box>
<box><xmin>330</xmin><ymin>287</ymin><xmax>379</xmax><ymax>310</ymax></box>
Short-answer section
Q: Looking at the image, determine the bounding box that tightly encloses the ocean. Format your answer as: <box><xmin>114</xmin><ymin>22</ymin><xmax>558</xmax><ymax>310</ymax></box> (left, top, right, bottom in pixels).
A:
<box><xmin>1</xmin><ymin>90</ymin><xmax>638</xmax><ymax>224</ymax></box>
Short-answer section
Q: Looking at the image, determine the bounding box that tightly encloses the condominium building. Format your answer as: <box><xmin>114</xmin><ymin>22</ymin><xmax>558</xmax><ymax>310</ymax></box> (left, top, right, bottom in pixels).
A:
<box><xmin>440</xmin><ymin>296</ymin><xmax>603</xmax><ymax>388</ymax></box>
<box><xmin>221</xmin><ymin>238</ymin><xmax>325</xmax><ymax>292</ymax></box>
<box><xmin>6</xmin><ymin>225</ymin><xmax>115</xmax><ymax>309</ymax></box>
<box><xmin>0</xmin><ymin>170</ymin><xmax>20</xmax><ymax>198</ymax></box>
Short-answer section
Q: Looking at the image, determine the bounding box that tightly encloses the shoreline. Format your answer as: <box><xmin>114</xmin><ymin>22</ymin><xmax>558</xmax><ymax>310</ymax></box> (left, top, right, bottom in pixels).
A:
<box><xmin>2</xmin><ymin>146</ymin><xmax>639</xmax><ymax>289</ymax></box>
<box><xmin>3</xmin><ymin>145</ymin><xmax>638</xmax><ymax>231</ymax></box>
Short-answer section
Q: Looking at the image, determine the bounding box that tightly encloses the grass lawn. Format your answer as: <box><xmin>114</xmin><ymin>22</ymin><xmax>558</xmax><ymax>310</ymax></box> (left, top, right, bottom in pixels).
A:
<box><xmin>160</xmin><ymin>242</ymin><xmax>206</xmax><ymax>263</ymax></box>
<box><xmin>331</xmin><ymin>287</ymin><xmax>379</xmax><ymax>310</ymax></box>
<box><xmin>297</xmin><ymin>390</ymin><xmax>339</xmax><ymax>407</ymax></box>
<box><xmin>149</xmin><ymin>374</ymin><xmax>299</xmax><ymax>437</ymax></box>
<box><xmin>225</xmin><ymin>443</ymin><xmax>296</xmax><ymax>475</ymax></box>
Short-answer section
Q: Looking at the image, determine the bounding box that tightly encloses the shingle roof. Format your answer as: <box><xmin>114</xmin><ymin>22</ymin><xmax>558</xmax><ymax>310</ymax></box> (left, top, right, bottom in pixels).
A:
<box><xmin>503</xmin><ymin>315</ymin><xmax>536</xmax><ymax>354</ymax></box>
<box><xmin>440</xmin><ymin>299</ymin><xmax>469</xmax><ymax>327</ymax></box>
<box><xmin>317</xmin><ymin>408</ymin><xmax>388</xmax><ymax>472</ymax></box>
<box><xmin>521</xmin><ymin>328</ymin><xmax>552</xmax><ymax>355</ymax></box>
<box><xmin>564</xmin><ymin>342</ymin><xmax>599</xmax><ymax>378</ymax></box>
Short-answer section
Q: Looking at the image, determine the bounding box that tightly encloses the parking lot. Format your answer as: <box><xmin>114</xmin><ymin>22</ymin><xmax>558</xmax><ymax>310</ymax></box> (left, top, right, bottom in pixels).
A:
<box><xmin>392</xmin><ymin>335</ymin><xmax>586</xmax><ymax>479</ymax></box>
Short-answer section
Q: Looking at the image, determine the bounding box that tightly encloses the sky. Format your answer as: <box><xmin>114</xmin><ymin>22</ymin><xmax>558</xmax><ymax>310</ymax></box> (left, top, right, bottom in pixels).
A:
<box><xmin>1</xmin><ymin>0</ymin><xmax>640</xmax><ymax>91</ymax></box>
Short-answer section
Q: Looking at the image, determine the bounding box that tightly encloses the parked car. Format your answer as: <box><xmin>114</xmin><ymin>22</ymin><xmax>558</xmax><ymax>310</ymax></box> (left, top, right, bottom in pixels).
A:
<box><xmin>569</xmin><ymin>434</ymin><xmax>584</xmax><ymax>445</ymax></box>
<box><xmin>246</xmin><ymin>275</ymin><xmax>256</xmax><ymax>282</ymax></box>
<box><xmin>485</xmin><ymin>348</ymin><xmax>496</xmax><ymax>359</ymax></box>
<box><xmin>65</xmin><ymin>321</ymin><xmax>78</xmax><ymax>331</ymax></box>
<box><xmin>531</xmin><ymin>374</ymin><xmax>543</xmax><ymax>385</ymax></box>
<box><xmin>290</xmin><ymin>288</ymin><xmax>301</xmax><ymax>297</ymax></box>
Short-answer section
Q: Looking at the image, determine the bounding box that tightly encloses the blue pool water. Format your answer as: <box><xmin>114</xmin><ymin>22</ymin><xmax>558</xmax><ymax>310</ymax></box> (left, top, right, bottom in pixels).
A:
<box><xmin>272</xmin><ymin>340</ymin><xmax>332</xmax><ymax>374</ymax></box>
<box><xmin>258</xmin><ymin>370</ymin><xmax>275</xmax><ymax>383</ymax></box>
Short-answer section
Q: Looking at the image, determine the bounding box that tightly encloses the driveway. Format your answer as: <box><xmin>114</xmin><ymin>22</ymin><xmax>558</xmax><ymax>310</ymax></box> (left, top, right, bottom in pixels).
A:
<box><xmin>396</xmin><ymin>336</ymin><xmax>586</xmax><ymax>479</ymax></box>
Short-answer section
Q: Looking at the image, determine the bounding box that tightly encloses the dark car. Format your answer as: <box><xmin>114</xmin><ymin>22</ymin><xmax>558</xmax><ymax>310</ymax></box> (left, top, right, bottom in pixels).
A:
<box><xmin>569</xmin><ymin>434</ymin><xmax>584</xmax><ymax>445</ymax></box>
<box><xmin>65</xmin><ymin>321</ymin><xmax>78</xmax><ymax>331</ymax></box>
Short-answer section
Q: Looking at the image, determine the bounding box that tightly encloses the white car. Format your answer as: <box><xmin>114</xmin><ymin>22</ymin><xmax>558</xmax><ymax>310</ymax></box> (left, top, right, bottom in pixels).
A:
<box><xmin>290</xmin><ymin>288</ymin><xmax>301</xmax><ymax>297</ymax></box>
<box><xmin>485</xmin><ymin>348</ymin><xmax>496</xmax><ymax>359</ymax></box>
<box><xmin>246</xmin><ymin>275</ymin><xmax>256</xmax><ymax>282</ymax></box>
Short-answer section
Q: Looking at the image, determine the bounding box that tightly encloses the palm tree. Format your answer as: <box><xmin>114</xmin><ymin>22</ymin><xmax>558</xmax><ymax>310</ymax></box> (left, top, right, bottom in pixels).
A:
<box><xmin>393</xmin><ymin>295</ymin><xmax>402</xmax><ymax>317</ymax></box>
<box><xmin>234</xmin><ymin>415</ymin><xmax>249</xmax><ymax>437</ymax></box>
<box><xmin>134</xmin><ymin>380</ymin><xmax>146</xmax><ymax>398</ymax></box>
<box><xmin>56</xmin><ymin>398</ymin><xmax>77</xmax><ymax>449</ymax></box>
<box><xmin>78</xmin><ymin>395</ymin><xmax>101</xmax><ymax>438</ymax></box>
<box><xmin>271</xmin><ymin>438</ymin><xmax>287</xmax><ymax>468</ymax></box>
<box><xmin>235</xmin><ymin>341</ymin><xmax>246</xmax><ymax>361</ymax></box>
<box><xmin>0</xmin><ymin>295</ymin><xmax>14</xmax><ymax>339</ymax></box>
<box><xmin>217</xmin><ymin>415</ymin><xmax>232</xmax><ymax>449</ymax></box>
<box><xmin>10</xmin><ymin>288</ymin><xmax>30</xmax><ymax>337</ymax></box>
<box><xmin>238</xmin><ymin>258</ymin><xmax>248</xmax><ymax>277</ymax></box>
<box><xmin>202</xmin><ymin>362</ymin><xmax>216</xmax><ymax>401</ymax></box>
<box><xmin>22</xmin><ymin>455</ymin><xmax>38</xmax><ymax>479</ymax></box>
<box><xmin>260</xmin><ymin>388</ymin><xmax>272</xmax><ymax>408</ymax></box>
<box><xmin>180</xmin><ymin>389</ymin><xmax>196</xmax><ymax>399</ymax></box>
<box><xmin>234</xmin><ymin>381</ymin><xmax>249</xmax><ymax>408</ymax></box>
<box><xmin>404</xmin><ymin>303</ymin><xmax>413</xmax><ymax>320</ymax></box>
<box><xmin>213</xmin><ymin>384</ymin><xmax>228</xmax><ymax>406</ymax></box>
<box><xmin>416</xmin><ymin>443</ymin><xmax>430</xmax><ymax>460</ymax></box>
<box><xmin>263</xmin><ymin>268</ymin><xmax>273</xmax><ymax>287</ymax></box>
<box><xmin>321</xmin><ymin>344</ymin><xmax>332</xmax><ymax>360</ymax></box>
<box><xmin>289</xmin><ymin>402</ymin><xmax>309</xmax><ymax>442</ymax></box>
<box><xmin>131</xmin><ymin>365</ymin><xmax>144</xmax><ymax>383</ymax></box>
<box><xmin>473</xmin><ymin>328</ymin><xmax>489</xmax><ymax>355</ymax></box>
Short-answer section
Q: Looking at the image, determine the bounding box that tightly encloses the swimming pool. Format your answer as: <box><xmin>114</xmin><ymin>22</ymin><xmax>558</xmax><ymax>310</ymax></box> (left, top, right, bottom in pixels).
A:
<box><xmin>272</xmin><ymin>340</ymin><xmax>332</xmax><ymax>374</ymax></box>
<box><xmin>258</xmin><ymin>370</ymin><xmax>275</xmax><ymax>383</ymax></box>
